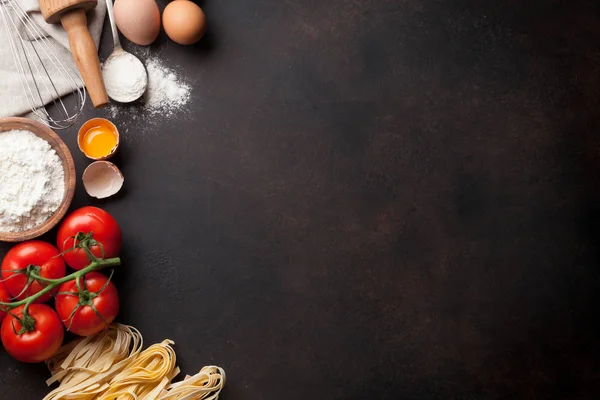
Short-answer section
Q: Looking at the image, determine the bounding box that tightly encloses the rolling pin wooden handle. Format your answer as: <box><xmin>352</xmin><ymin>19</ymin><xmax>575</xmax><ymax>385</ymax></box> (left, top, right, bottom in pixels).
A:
<box><xmin>60</xmin><ymin>9</ymin><xmax>108</xmax><ymax>108</ymax></box>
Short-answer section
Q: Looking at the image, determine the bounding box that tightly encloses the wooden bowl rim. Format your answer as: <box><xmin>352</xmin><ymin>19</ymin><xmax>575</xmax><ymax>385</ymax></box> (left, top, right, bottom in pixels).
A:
<box><xmin>0</xmin><ymin>117</ymin><xmax>76</xmax><ymax>242</ymax></box>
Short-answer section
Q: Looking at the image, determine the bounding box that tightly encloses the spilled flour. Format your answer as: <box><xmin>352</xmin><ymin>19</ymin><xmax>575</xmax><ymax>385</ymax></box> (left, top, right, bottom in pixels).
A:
<box><xmin>144</xmin><ymin>58</ymin><xmax>191</xmax><ymax>115</ymax></box>
<box><xmin>108</xmin><ymin>57</ymin><xmax>191</xmax><ymax>120</ymax></box>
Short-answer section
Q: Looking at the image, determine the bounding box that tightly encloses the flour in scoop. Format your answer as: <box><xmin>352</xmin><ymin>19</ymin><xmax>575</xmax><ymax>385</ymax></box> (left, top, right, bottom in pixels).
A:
<box><xmin>106</xmin><ymin>56</ymin><xmax>191</xmax><ymax>123</ymax></box>
<box><xmin>103</xmin><ymin>51</ymin><xmax>148</xmax><ymax>103</ymax></box>
<box><xmin>0</xmin><ymin>130</ymin><xmax>64</xmax><ymax>232</ymax></box>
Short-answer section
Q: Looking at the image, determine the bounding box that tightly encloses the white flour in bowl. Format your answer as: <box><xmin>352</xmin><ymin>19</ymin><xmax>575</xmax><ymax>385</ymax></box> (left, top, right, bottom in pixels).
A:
<box><xmin>0</xmin><ymin>130</ymin><xmax>65</xmax><ymax>232</ymax></box>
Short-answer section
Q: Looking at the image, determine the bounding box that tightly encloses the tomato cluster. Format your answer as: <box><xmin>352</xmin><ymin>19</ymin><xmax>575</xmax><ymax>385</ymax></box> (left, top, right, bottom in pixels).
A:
<box><xmin>0</xmin><ymin>207</ymin><xmax>122</xmax><ymax>363</ymax></box>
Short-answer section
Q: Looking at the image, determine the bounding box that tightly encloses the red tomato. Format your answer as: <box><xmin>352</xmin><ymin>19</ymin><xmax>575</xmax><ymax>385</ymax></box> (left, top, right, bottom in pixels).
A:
<box><xmin>55</xmin><ymin>272</ymin><xmax>119</xmax><ymax>337</ymax></box>
<box><xmin>1</xmin><ymin>304</ymin><xmax>64</xmax><ymax>363</ymax></box>
<box><xmin>57</xmin><ymin>207</ymin><xmax>122</xmax><ymax>270</ymax></box>
<box><xmin>0</xmin><ymin>281</ymin><xmax>11</xmax><ymax>322</ymax></box>
<box><xmin>1</xmin><ymin>241</ymin><xmax>66</xmax><ymax>303</ymax></box>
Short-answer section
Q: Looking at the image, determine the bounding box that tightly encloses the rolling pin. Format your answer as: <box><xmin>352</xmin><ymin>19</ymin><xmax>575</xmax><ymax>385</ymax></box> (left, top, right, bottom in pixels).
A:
<box><xmin>39</xmin><ymin>0</ymin><xmax>108</xmax><ymax>108</ymax></box>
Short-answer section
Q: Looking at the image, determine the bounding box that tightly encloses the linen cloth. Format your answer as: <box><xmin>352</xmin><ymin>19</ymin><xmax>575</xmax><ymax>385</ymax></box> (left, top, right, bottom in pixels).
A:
<box><xmin>0</xmin><ymin>0</ymin><xmax>105</xmax><ymax>118</ymax></box>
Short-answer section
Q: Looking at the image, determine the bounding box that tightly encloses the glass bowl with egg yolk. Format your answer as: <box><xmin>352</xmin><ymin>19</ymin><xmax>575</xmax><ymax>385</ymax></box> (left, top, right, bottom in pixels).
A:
<box><xmin>77</xmin><ymin>118</ymin><xmax>120</xmax><ymax>160</ymax></box>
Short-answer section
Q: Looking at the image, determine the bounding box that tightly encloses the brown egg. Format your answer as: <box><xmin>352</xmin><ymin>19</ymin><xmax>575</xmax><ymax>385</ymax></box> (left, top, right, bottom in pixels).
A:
<box><xmin>163</xmin><ymin>0</ymin><xmax>207</xmax><ymax>45</ymax></box>
<box><xmin>114</xmin><ymin>0</ymin><xmax>161</xmax><ymax>46</ymax></box>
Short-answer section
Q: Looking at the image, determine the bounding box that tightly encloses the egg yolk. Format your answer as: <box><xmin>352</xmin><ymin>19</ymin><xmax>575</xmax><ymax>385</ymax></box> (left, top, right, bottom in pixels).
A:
<box><xmin>80</xmin><ymin>126</ymin><xmax>117</xmax><ymax>158</ymax></box>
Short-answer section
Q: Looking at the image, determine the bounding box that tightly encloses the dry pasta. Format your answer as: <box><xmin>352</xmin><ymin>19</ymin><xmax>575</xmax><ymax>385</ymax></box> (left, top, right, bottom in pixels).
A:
<box><xmin>44</xmin><ymin>324</ymin><xmax>225</xmax><ymax>400</ymax></box>
<box><xmin>44</xmin><ymin>324</ymin><xmax>143</xmax><ymax>400</ymax></box>
<box><xmin>97</xmin><ymin>340</ymin><xmax>178</xmax><ymax>399</ymax></box>
<box><xmin>158</xmin><ymin>366</ymin><xmax>226</xmax><ymax>400</ymax></box>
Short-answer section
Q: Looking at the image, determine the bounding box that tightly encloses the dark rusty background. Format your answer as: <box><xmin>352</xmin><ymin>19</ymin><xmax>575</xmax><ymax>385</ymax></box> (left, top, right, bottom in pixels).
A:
<box><xmin>2</xmin><ymin>0</ymin><xmax>600</xmax><ymax>398</ymax></box>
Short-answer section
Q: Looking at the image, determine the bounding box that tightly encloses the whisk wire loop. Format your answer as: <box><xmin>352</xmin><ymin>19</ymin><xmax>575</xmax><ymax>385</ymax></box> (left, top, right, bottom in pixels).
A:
<box><xmin>0</xmin><ymin>0</ymin><xmax>86</xmax><ymax>129</ymax></box>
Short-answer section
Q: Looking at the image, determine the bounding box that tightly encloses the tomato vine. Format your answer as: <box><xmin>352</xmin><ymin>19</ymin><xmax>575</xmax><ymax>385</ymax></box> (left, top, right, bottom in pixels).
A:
<box><xmin>0</xmin><ymin>236</ymin><xmax>120</xmax><ymax>324</ymax></box>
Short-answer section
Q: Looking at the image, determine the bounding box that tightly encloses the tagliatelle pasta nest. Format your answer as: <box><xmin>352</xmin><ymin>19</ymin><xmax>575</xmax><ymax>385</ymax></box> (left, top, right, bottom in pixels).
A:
<box><xmin>159</xmin><ymin>366</ymin><xmax>226</xmax><ymax>400</ymax></box>
<box><xmin>43</xmin><ymin>324</ymin><xmax>225</xmax><ymax>400</ymax></box>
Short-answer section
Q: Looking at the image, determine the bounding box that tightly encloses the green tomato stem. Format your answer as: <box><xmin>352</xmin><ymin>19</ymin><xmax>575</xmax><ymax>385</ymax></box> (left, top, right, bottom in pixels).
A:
<box><xmin>0</xmin><ymin>257</ymin><xmax>120</xmax><ymax>311</ymax></box>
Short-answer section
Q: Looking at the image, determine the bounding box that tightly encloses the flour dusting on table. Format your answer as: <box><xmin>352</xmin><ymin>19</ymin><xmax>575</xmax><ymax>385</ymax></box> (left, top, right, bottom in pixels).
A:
<box><xmin>108</xmin><ymin>57</ymin><xmax>191</xmax><ymax>120</ymax></box>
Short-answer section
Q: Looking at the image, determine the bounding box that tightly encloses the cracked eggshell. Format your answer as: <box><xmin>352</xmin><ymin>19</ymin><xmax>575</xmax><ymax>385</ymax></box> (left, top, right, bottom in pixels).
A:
<box><xmin>82</xmin><ymin>161</ymin><xmax>124</xmax><ymax>199</ymax></box>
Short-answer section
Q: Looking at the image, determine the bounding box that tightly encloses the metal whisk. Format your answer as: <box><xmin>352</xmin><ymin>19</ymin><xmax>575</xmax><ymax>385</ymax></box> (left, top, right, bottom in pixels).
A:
<box><xmin>0</xmin><ymin>0</ymin><xmax>85</xmax><ymax>129</ymax></box>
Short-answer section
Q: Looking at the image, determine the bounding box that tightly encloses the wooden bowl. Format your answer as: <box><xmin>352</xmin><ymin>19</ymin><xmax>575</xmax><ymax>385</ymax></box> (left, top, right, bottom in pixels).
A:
<box><xmin>0</xmin><ymin>117</ymin><xmax>76</xmax><ymax>242</ymax></box>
